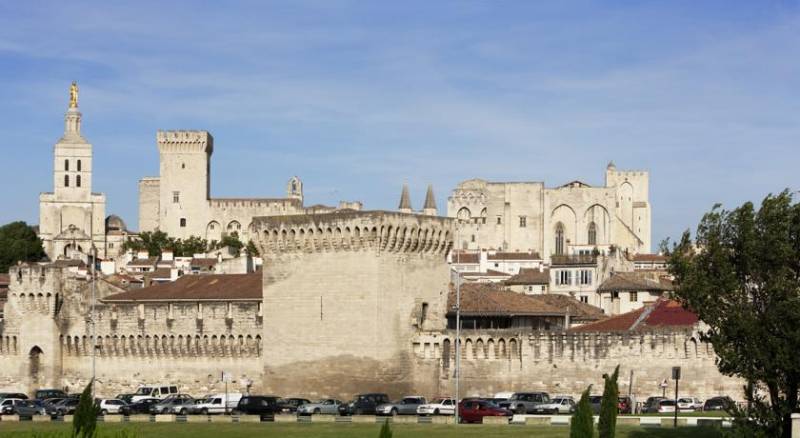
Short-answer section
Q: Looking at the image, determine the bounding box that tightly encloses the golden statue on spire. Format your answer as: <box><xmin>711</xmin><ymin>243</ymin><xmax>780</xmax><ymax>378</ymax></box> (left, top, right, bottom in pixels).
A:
<box><xmin>69</xmin><ymin>81</ymin><xmax>78</xmax><ymax>108</ymax></box>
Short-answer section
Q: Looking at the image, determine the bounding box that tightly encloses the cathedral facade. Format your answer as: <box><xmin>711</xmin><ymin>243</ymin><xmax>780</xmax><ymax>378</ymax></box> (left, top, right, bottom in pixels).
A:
<box><xmin>447</xmin><ymin>163</ymin><xmax>652</xmax><ymax>260</ymax></box>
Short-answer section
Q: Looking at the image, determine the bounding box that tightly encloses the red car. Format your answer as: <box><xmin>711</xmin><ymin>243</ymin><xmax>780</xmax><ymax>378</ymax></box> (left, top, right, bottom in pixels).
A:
<box><xmin>458</xmin><ymin>399</ymin><xmax>512</xmax><ymax>424</ymax></box>
<box><xmin>617</xmin><ymin>396</ymin><xmax>632</xmax><ymax>414</ymax></box>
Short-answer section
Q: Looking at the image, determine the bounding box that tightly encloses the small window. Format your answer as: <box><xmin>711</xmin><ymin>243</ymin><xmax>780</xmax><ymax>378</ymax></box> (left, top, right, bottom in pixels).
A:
<box><xmin>631</xmin><ymin>291</ymin><xmax>638</xmax><ymax>302</ymax></box>
<box><xmin>470</xmin><ymin>235</ymin><xmax>475</xmax><ymax>242</ymax></box>
<box><xmin>77</xmin><ymin>160</ymin><xmax>82</xmax><ymax>171</ymax></box>
<box><xmin>109</xmin><ymin>243</ymin><xmax>114</xmax><ymax>249</ymax></box>
<box><xmin>65</xmin><ymin>159</ymin><xmax>69</xmax><ymax>171</ymax></box>
<box><xmin>173</xmin><ymin>191</ymin><xmax>180</xmax><ymax>203</ymax></box>
<box><xmin>76</xmin><ymin>175</ymin><xmax>81</xmax><ymax>187</ymax></box>
<box><xmin>420</xmin><ymin>302</ymin><xmax>428</xmax><ymax>325</ymax></box>
<box><xmin>519</xmin><ymin>216</ymin><xmax>527</xmax><ymax>227</ymax></box>
<box><xmin>64</xmin><ymin>175</ymin><xmax>69</xmax><ymax>187</ymax></box>
<box><xmin>180</xmin><ymin>218</ymin><xmax>186</xmax><ymax>227</ymax></box>
<box><xmin>496</xmin><ymin>217</ymin><xmax>502</xmax><ymax>225</ymax></box>
<box><xmin>181</xmin><ymin>163</ymin><xmax>186</xmax><ymax>169</ymax></box>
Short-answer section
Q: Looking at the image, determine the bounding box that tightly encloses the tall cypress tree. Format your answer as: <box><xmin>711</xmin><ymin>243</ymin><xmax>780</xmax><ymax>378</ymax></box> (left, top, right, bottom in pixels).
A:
<box><xmin>570</xmin><ymin>385</ymin><xmax>594</xmax><ymax>438</ymax></box>
<box><xmin>598</xmin><ymin>365</ymin><xmax>620</xmax><ymax>438</ymax></box>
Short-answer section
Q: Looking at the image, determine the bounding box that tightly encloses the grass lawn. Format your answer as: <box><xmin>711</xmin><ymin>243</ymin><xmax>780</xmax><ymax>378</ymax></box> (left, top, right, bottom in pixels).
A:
<box><xmin>0</xmin><ymin>422</ymin><xmax>725</xmax><ymax>438</ymax></box>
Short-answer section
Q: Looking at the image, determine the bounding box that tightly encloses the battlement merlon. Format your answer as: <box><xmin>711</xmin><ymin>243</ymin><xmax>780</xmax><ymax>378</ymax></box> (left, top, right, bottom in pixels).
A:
<box><xmin>156</xmin><ymin>130</ymin><xmax>213</xmax><ymax>155</ymax></box>
<box><xmin>253</xmin><ymin>210</ymin><xmax>455</xmax><ymax>255</ymax></box>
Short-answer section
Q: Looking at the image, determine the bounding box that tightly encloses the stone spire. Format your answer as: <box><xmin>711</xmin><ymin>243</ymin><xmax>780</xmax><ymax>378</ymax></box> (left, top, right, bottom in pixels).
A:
<box><xmin>62</xmin><ymin>81</ymin><xmax>84</xmax><ymax>141</ymax></box>
<box><xmin>398</xmin><ymin>183</ymin><xmax>412</xmax><ymax>213</ymax></box>
<box><xmin>422</xmin><ymin>184</ymin><xmax>437</xmax><ymax>216</ymax></box>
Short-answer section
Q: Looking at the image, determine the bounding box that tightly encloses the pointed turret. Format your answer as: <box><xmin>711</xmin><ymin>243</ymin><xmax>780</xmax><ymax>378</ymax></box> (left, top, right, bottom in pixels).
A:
<box><xmin>398</xmin><ymin>183</ymin><xmax>412</xmax><ymax>213</ymax></box>
<box><xmin>422</xmin><ymin>184</ymin><xmax>437</xmax><ymax>216</ymax></box>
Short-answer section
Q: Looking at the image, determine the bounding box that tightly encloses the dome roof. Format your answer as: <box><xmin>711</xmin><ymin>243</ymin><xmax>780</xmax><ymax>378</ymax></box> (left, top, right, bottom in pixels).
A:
<box><xmin>105</xmin><ymin>215</ymin><xmax>127</xmax><ymax>232</ymax></box>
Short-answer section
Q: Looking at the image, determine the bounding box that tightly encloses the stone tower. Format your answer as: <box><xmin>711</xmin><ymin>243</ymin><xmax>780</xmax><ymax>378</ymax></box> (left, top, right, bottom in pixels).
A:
<box><xmin>422</xmin><ymin>184</ymin><xmax>437</xmax><ymax>216</ymax></box>
<box><xmin>398</xmin><ymin>184</ymin><xmax>412</xmax><ymax>214</ymax></box>
<box><xmin>255</xmin><ymin>211</ymin><xmax>453</xmax><ymax>397</ymax></box>
<box><xmin>154</xmin><ymin>131</ymin><xmax>214</xmax><ymax>240</ymax></box>
<box><xmin>39</xmin><ymin>82</ymin><xmax>107</xmax><ymax>261</ymax></box>
<box><xmin>286</xmin><ymin>176</ymin><xmax>303</xmax><ymax>202</ymax></box>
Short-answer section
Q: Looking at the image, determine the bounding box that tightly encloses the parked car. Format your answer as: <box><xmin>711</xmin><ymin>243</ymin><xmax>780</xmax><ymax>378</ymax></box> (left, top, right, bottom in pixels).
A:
<box><xmin>338</xmin><ymin>393</ymin><xmax>390</xmax><ymax>416</ymax></box>
<box><xmin>296</xmin><ymin>399</ymin><xmax>342</xmax><ymax>415</ymax></box>
<box><xmin>35</xmin><ymin>389</ymin><xmax>67</xmax><ymax>400</ymax></box>
<box><xmin>458</xmin><ymin>399</ymin><xmax>512</xmax><ymax>424</ymax></box>
<box><xmin>498</xmin><ymin>392</ymin><xmax>551</xmax><ymax>414</ymax></box>
<box><xmin>703</xmin><ymin>396</ymin><xmax>734</xmax><ymax>412</ymax></box>
<box><xmin>417</xmin><ymin>398</ymin><xmax>456</xmax><ymax>416</ymax></box>
<box><xmin>191</xmin><ymin>393</ymin><xmax>243</xmax><ymax>415</ymax></box>
<box><xmin>539</xmin><ymin>396</ymin><xmax>576</xmax><ymax>414</ymax></box>
<box><xmin>589</xmin><ymin>396</ymin><xmax>603</xmax><ymax>414</ymax></box>
<box><xmin>54</xmin><ymin>398</ymin><xmax>80</xmax><ymax>415</ymax></box>
<box><xmin>12</xmin><ymin>400</ymin><xmax>47</xmax><ymax>416</ymax></box>
<box><xmin>643</xmin><ymin>396</ymin><xmax>666</xmax><ymax>414</ymax></box>
<box><xmin>116</xmin><ymin>394</ymin><xmax>136</xmax><ymax>404</ymax></box>
<box><xmin>130</xmin><ymin>385</ymin><xmax>179</xmax><ymax>403</ymax></box>
<box><xmin>42</xmin><ymin>398</ymin><xmax>65</xmax><ymax>415</ymax></box>
<box><xmin>0</xmin><ymin>398</ymin><xmax>25</xmax><ymax>414</ymax></box>
<box><xmin>233</xmin><ymin>396</ymin><xmax>281</xmax><ymax>416</ymax></box>
<box><xmin>678</xmin><ymin>397</ymin><xmax>703</xmax><ymax>412</ymax></box>
<box><xmin>149</xmin><ymin>397</ymin><xmax>194</xmax><ymax>415</ymax></box>
<box><xmin>618</xmin><ymin>396</ymin><xmax>634</xmax><ymax>414</ymax></box>
<box><xmin>657</xmin><ymin>399</ymin><xmax>677</xmax><ymax>414</ymax></box>
<box><xmin>277</xmin><ymin>397</ymin><xmax>312</xmax><ymax>414</ymax></box>
<box><xmin>376</xmin><ymin>396</ymin><xmax>426</xmax><ymax>416</ymax></box>
<box><xmin>120</xmin><ymin>398</ymin><xmax>160</xmax><ymax>415</ymax></box>
<box><xmin>0</xmin><ymin>393</ymin><xmax>28</xmax><ymax>400</ymax></box>
<box><xmin>98</xmin><ymin>399</ymin><xmax>127</xmax><ymax>415</ymax></box>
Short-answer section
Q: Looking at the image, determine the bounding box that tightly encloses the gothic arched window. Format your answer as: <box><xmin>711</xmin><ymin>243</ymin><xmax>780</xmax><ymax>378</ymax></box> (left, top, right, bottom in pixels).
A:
<box><xmin>555</xmin><ymin>222</ymin><xmax>565</xmax><ymax>255</ymax></box>
<box><xmin>76</xmin><ymin>175</ymin><xmax>81</xmax><ymax>187</ymax></box>
<box><xmin>77</xmin><ymin>160</ymin><xmax>82</xmax><ymax>171</ymax></box>
<box><xmin>64</xmin><ymin>175</ymin><xmax>69</xmax><ymax>187</ymax></box>
<box><xmin>588</xmin><ymin>222</ymin><xmax>597</xmax><ymax>245</ymax></box>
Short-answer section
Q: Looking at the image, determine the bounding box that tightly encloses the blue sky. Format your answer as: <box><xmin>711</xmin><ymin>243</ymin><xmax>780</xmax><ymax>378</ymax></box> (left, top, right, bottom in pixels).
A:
<box><xmin>1</xmin><ymin>1</ymin><xmax>799</xmax><ymax>248</ymax></box>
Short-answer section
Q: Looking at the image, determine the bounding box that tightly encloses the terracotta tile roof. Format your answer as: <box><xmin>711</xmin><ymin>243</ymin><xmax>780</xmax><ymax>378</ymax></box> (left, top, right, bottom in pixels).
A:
<box><xmin>451</xmin><ymin>252</ymin><xmax>479</xmax><ymax>264</ymax></box>
<box><xmin>504</xmin><ymin>268</ymin><xmax>550</xmax><ymax>285</ymax></box>
<box><xmin>569</xmin><ymin>299</ymin><xmax>698</xmax><ymax>333</ymax></box>
<box><xmin>597</xmin><ymin>272</ymin><xmax>673</xmax><ymax>292</ymax></box>
<box><xmin>447</xmin><ymin>283</ymin><xmax>564</xmax><ymax>317</ymax></box>
<box><xmin>631</xmin><ymin>254</ymin><xmax>668</xmax><ymax>263</ymax></box>
<box><xmin>127</xmin><ymin>257</ymin><xmax>158</xmax><ymax>267</ymax></box>
<box><xmin>463</xmin><ymin>269</ymin><xmax>511</xmax><ymax>278</ymax></box>
<box><xmin>52</xmin><ymin>259</ymin><xmax>87</xmax><ymax>268</ymax></box>
<box><xmin>550</xmin><ymin>255</ymin><xmax>597</xmax><ymax>266</ymax></box>
<box><xmin>487</xmin><ymin>252</ymin><xmax>542</xmax><ymax>261</ymax></box>
<box><xmin>101</xmin><ymin>273</ymin><xmax>262</xmax><ymax>302</ymax></box>
<box><xmin>533</xmin><ymin>294</ymin><xmax>605</xmax><ymax>321</ymax></box>
<box><xmin>149</xmin><ymin>268</ymin><xmax>172</xmax><ymax>279</ymax></box>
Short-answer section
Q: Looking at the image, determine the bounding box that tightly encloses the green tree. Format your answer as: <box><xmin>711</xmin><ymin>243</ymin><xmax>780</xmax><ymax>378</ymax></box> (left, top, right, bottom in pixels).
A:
<box><xmin>245</xmin><ymin>240</ymin><xmax>260</xmax><ymax>257</ymax></box>
<box><xmin>598</xmin><ymin>365</ymin><xmax>619</xmax><ymax>438</ymax></box>
<box><xmin>570</xmin><ymin>385</ymin><xmax>594</xmax><ymax>438</ymax></box>
<box><xmin>217</xmin><ymin>232</ymin><xmax>244</xmax><ymax>256</ymax></box>
<box><xmin>72</xmin><ymin>379</ymin><xmax>99</xmax><ymax>438</ymax></box>
<box><xmin>378</xmin><ymin>420</ymin><xmax>393</xmax><ymax>438</ymax></box>
<box><xmin>668</xmin><ymin>190</ymin><xmax>800</xmax><ymax>438</ymax></box>
<box><xmin>0</xmin><ymin>221</ymin><xmax>46</xmax><ymax>272</ymax></box>
<box><xmin>122</xmin><ymin>231</ymin><xmax>172</xmax><ymax>257</ymax></box>
<box><xmin>176</xmin><ymin>235</ymin><xmax>209</xmax><ymax>257</ymax></box>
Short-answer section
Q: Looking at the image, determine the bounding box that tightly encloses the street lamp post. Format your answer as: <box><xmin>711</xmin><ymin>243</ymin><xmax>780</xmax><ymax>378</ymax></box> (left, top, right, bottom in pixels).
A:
<box><xmin>90</xmin><ymin>245</ymin><xmax>97</xmax><ymax>398</ymax></box>
<box><xmin>453</xmin><ymin>229</ymin><xmax>462</xmax><ymax>425</ymax></box>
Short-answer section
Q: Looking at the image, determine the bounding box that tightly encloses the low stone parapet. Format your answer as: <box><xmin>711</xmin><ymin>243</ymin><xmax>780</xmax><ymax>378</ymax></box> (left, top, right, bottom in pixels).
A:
<box><xmin>352</xmin><ymin>415</ymin><xmax>376</xmax><ymax>423</ymax></box>
<box><xmin>101</xmin><ymin>415</ymin><xmax>123</xmax><ymax>423</ymax></box>
<box><xmin>482</xmin><ymin>416</ymin><xmax>510</xmax><ymax>425</ymax></box>
<box><xmin>32</xmin><ymin>415</ymin><xmax>52</xmax><ymax>422</ymax></box>
<box><xmin>62</xmin><ymin>415</ymin><xmax>74</xmax><ymax>422</ymax></box>
<box><xmin>210</xmin><ymin>415</ymin><xmax>232</xmax><ymax>423</ymax></box>
<box><xmin>524</xmin><ymin>416</ymin><xmax>550</xmax><ymax>425</ymax></box>
<box><xmin>155</xmin><ymin>415</ymin><xmax>175</xmax><ymax>423</ymax></box>
<box><xmin>660</xmin><ymin>418</ymin><xmax>689</xmax><ymax>428</ymax></box>
<box><xmin>392</xmin><ymin>416</ymin><xmax>418</xmax><ymax>424</ymax></box>
<box><xmin>236</xmin><ymin>415</ymin><xmax>262</xmax><ymax>423</ymax></box>
<box><xmin>185</xmin><ymin>415</ymin><xmax>209</xmax><ymax>423</ymax></box>
<box><xmin>311</xmin><ymin>415</ymin><xmax>334</xmax><ymax>423</ymax></box>
<box><xmin>431</xmin><ymin>416</ymin><xmax>454</xmax><ymax>424</ymax></box>
<box><xmin>274</xmin><ymin>414</ymin><xmax>296</xmax><ymax>423</ymax></box>
<box><xmin>127</xmin><ymin>415</ymin><xmax>151</xmax><ymax>423</ymax></box>
<box><xmin>0</xmin><ymin>415</ymin><xmax>20</xmax><ymax>422</ymax></box>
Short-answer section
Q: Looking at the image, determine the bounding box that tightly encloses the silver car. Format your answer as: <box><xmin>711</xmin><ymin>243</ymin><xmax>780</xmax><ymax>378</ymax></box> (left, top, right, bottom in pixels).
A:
<box><xmin>376</xmin><ymin>396</ymin><xmax>427</xmax><ymax>416</ymax></box>
<box><xmin>150</xmin><ymin>395</ymin><xmax>195</xmax><ymax>415</ymax></box>
<box><xmin>297</xmin><ymin>399</ymin><xmax>342</xmax><ymax>415</ymax></box>
<box><xmin>538</xmin><ymin>396</ymin><xmax>576</xmax><ymax>414</ymax></box>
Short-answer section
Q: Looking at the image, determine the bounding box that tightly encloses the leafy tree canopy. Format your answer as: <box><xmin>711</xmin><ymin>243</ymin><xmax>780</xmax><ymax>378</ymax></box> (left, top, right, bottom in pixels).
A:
<box><xmin>0</xmin><ymin>221</ymin><xmax>46</xmax><ymax>273</ymax></box>
<box><xmin>668</xmin><ymin>190</ymin><xmax>800</xmax><ymax>438</ymax></box>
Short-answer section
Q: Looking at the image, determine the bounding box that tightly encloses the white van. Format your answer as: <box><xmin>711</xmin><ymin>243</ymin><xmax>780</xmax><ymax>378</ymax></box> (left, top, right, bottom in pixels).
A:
<box><xmin>130</xmin><ymin>385</ymin><xmax>179</xmax><ymax>403</ymax></box>
<box><xmin>191</xmin><ymin>393</ymin><xmax>243</xmax><ymax>415</ymax></box>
